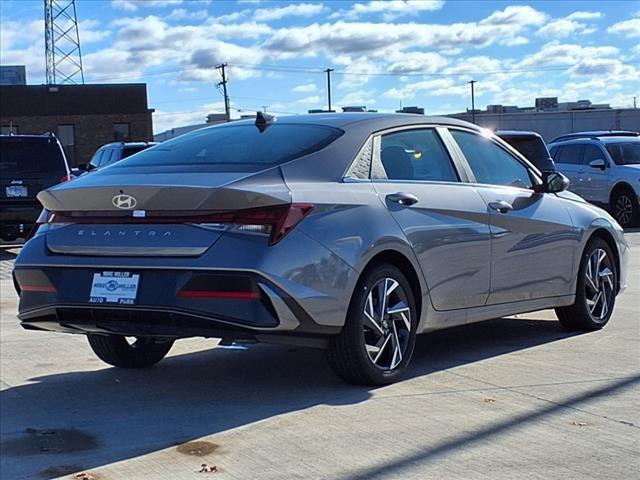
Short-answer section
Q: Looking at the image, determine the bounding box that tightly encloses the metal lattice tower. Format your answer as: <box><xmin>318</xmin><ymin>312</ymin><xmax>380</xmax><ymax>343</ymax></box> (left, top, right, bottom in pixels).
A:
<box><xmin>44</xmin><ymin>0</ymin><xmax>85</xmax><ymax>84</ymax></box>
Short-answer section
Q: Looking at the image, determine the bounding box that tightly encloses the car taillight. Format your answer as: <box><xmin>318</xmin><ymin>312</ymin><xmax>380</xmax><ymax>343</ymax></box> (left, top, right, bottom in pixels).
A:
<box><xmin>45</xmin><ymin>203</ymin><xmax>314</xmax><ymax>245</ymax></box>
<box><xmin>230</xmin><ymin>203</ymin><xmax>314</xmax><ymax>245</ymax></box>
<box><xmin>25</xmin><ymin>209</ymin><xmax>51</xmax><ymax>241</ymax></box>
<box><xmin>59</xmin><ymin>174</ymin><xmax>72</xmax><ymax>183</ymax></box>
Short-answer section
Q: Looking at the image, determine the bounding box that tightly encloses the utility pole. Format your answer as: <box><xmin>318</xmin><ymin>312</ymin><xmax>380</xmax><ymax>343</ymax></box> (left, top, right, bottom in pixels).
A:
<box><xmin>634</xmin><ymin>96</ymin><xmax>637</xmax><ymax>109</ymax></box>
<box><xmin>216</xmin><ymin>63</ymin><xmax>230</xmax><ymax>122</ymax></box>
<box><xmin>325</xmin><ymin>68</ymin><xmax>334</xmax><ymax>112</ymax></box>
<box><xmin>262</xmin><ymin>105</ymin><xmax>268</xmax><ymax>113</ymax></box>
<box><xmin>468</xmin><ymin>80</ymin><xmax>477</xmax><ymax>124</ymax></box>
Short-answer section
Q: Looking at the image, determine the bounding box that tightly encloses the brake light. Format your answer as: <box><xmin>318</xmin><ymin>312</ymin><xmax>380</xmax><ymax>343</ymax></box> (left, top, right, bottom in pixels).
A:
<box><xmin>232</xmin><ymin>203</ymin><xmax>314</xmax><ymax>245</ymax></box>
<box><xmin>59</xmin><ymin>174</ymin><xmax>72</xmax><ymax>183</ymax></box>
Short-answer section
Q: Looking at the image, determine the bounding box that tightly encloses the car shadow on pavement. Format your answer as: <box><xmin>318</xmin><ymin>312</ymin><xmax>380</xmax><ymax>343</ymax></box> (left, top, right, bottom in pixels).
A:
<box><xmin>0</xmin><ymin>316</ymin><xmax>582</xmax><ymax>479</ymax></box>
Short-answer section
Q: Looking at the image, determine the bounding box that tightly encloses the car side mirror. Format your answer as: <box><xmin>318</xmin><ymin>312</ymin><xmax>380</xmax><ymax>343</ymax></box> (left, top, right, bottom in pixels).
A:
<box><xmin>544</xmin><ymin>171</ymin><xmax>570</xmax><ymax>193</ymax></box>
<box><xmin>589</xmin><ymin>159</ymin><xmax>607</xmax><ymax>170</ymax></box>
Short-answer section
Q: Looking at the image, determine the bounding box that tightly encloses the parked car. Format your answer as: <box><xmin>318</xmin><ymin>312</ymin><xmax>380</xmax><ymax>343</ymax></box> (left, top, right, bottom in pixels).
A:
<box><xmin>82</xmin><ymin>141</ymin><xmax>158</xmax><ymax>172</ymax></box>
<box><xmin>551</xmin><ymin>130</ymin><xmax>639</xmax><ymax>143</ymax></box>
<box><xmin>13</xmin><ymin>114</ymin><xmax>629</xmax><ymax>385</ymax></box>
<box><xmin>496</xmin><ymin>130</ymin><xmax>556</xmax><ymax>173</ymax></box>
<box><xmin>549</xmin><ymin>133</ymin><xmax>640</xmax><ymax>227</ymax></box>
<box><xmin>0</xmin><ymin>133</ymin><xmax>71</xmax><ymax>242</ymax></box>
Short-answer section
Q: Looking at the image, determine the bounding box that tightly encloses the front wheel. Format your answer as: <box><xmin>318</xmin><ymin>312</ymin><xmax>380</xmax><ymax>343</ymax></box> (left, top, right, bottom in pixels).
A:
<box><xmin>327</xmin><ymin>264</ymin><xmax>417</xmax><ymax>385</ymax></box>
<box><xmin>87</xmin><ymin>335</ymin><xmax>174</xmax><ymax>368</ymax></box>
<box><xmin>555</xmin><ymin>238</ymin><xmax>617</xmax><ymax>331</ymax></box>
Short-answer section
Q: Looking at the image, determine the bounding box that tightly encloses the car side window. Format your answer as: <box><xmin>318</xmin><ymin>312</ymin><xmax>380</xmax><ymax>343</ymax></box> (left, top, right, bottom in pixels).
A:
<box><xmin>554</xmin><ymin>144</ymin><xmax>582</xmax><ymax>164</ymax></box>
<box><xmin>90</xmin><ymin>149</ymin><xmax>105</xmax><ymax>168</ymax></box>
<box><xmin>103</xmin><ymin>149</ymin><xmax>119</xmax><ymax>166</ymax></box>
<box><xmin>379</xmin><ymin>129</ymin><xmax>458</xmax><ymax>182</ymax></box>
<box><xmin>449</xmin><ymin>130</ymin><xmax>533</xmax><ymax>188</ymax></box>
<box><xmin>582</xmin><ymin>145</ymin><xmax>606</xmax><ymax>165</ymax></box>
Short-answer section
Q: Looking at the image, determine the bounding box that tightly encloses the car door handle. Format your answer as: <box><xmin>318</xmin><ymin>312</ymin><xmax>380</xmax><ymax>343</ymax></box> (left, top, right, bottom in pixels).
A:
<box><xmin>488</xmin><ymin>200</ymin><xmax>513</xmax><ymax>213</ymax></box>
<box><xmin>386</xmin><ymin>192</ymin><xmax>419</xmax><ymax>206</ymax></box>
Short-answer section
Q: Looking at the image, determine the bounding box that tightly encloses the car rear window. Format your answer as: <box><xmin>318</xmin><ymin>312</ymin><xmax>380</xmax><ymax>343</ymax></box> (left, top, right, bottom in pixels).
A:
<box><xmin>0</xmin><ymin>139</ymin><xmax>66</xmax><ymax>176</ymax></box>
<box><xmin>606</xmin><ymin>142</ymin><xmax>640</xmax><ymax>165</ymax></box>
<box><xmin>115</xmin><ymin>124</ymin><xmax>344</xmax><ymax>172</ymax></box>
<box><xmin>501</xmin><ymin>136</ymin><xmax>548</xmax><ymax>163</ymax></box>
<box><xmin>122</xmin><ymin>146</ymin><xmax>149</xmax><ymax>159</ymax></box>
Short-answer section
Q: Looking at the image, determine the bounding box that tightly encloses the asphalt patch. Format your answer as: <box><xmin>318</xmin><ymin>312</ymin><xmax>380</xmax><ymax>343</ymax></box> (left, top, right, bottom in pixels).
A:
<box><xmin>1</xmin><ymin>428</ymin><xmax>99</xmax><ymax>456</ymax></box>
<box><xmin>176</xmin><ymin>441</ymin><xmax>219</xmax><ymax>456</ymax></box>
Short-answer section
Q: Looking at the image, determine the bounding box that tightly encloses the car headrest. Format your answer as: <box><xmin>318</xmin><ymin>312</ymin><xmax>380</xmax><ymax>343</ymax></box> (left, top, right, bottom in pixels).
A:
<box><xmin>381</xmin><ymin>146</ymin><xmax>413</xmax><ymax>180</ymax></box>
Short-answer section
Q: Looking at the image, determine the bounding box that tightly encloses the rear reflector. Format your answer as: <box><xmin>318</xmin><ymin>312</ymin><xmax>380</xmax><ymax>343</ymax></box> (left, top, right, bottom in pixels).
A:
<box><xmin>20</xmin><ymin>285</ymin><xmax>57</xmax><ymax>293</ymax></box>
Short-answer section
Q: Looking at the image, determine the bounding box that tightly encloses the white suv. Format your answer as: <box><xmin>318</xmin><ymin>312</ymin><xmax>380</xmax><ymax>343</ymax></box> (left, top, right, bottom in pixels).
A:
<box><xmin>549</xmin><ymin>132</ymin><xmax>640</xmax><ymax>227</ymax></box>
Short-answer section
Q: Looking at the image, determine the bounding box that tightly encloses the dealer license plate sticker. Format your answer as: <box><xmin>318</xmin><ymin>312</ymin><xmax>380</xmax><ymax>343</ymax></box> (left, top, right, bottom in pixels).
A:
<box><xmin>89</xmin><ymin>272</ymin><xmax>139</xmax><ymax>304</ymax></box>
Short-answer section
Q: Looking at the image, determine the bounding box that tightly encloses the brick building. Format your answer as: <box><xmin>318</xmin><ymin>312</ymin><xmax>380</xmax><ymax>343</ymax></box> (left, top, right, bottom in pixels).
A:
<box><xmin>0</xmin><ymin>83</ymin><xmax>154</xmax><ymax>165</ymax></box>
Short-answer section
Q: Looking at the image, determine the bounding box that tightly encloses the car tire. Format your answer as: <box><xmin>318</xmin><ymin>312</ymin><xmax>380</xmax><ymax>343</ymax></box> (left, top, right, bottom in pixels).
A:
<box><xmin>87</xmin><ymin>335</ymin><xmax>174</xmax><ymax>368</ymax></box>
<box><xmin>555</xmin><ymin>237</ymin><xmax>617</xmax><ymax>331</ymax></box>
<box><xmin>327</xmin><ymin>263</ymin><xmax>417</xmax><ymax>385</ymax></box>
<box><xmin>610</xmin><ymin>188</ymin><xmax>638</xmax><ymax>228</ymax></box>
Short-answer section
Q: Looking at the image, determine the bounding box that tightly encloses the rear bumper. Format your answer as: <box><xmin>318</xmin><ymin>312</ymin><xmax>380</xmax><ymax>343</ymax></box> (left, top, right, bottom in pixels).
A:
<box><xmin>13</xmin><ymin>228</ymin><xmax>357</xmax><ymax>339</ymax></box>
<box><xmin>15</xmin><ymin>267</ymin><xmax>340</xmax><ymax>338</ymax></box>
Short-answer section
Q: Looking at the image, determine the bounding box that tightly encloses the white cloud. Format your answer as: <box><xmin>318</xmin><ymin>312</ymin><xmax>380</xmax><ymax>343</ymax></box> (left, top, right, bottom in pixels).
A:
<box><xmin>296</xmin><ymin>95</ymin><xmax>321</xmax><ymax>105</ymax></box>
<box><xmin>112</xmin><ymin>0</ymin><xmax>183</xmax><ymax>11</ymax></box>
<box><xmin>336</xmin><ymin>89</ymin><xmax>378</xmax><ymax>106</ymax></box>
<box><xmin>253</xmin><ymin>3</ymin><xmax>326</xmax><ymax>22</ymax></box>
<box><xmin>334</xmin><ymin>1</ymin><xmax>444</xmax><ymax>21</ymax></box>
<box><xmin>608</xmin><ymin>17</ymin><xmax>640</xmax><ymax>38</ymax></box>
<box><xmin>266</xmin><ymin>6</ymin><xmax>551</xmax><ymax>57</ymax></box>
<box><xmin>537</xmin><ymin>19</ymin><xmax>596</xmax><ymax>38</ymax></box>
<box><xmin>292</xmin><ymin>83</ymin><xmax>317</xmax><ymax>93</ymax></box>
<box><xmin>566</xmin><ymin>11</ymin><xmax>603</xmax><ymax>20</ymax></box>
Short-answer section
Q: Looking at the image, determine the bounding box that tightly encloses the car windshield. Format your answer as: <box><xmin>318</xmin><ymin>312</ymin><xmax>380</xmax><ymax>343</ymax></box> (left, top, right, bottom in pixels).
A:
<box><xmin>116</xmin><ymin>124</ymin><xmax>344</xmax><ymax>172</ymax></box>
<box><xmin>606</xmin><ymin>142</ymin><xmax>640</xmax><ymax>165</ymax></box>
<box><xmin>0</xmin><ymin>139</ymin><xmax>65</xmax><ymax>176</ymax></box>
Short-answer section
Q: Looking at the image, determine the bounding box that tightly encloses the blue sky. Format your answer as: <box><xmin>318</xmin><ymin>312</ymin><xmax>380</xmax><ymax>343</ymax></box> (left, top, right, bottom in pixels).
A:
<box><xmin>1</xmin><ymin>0</ymin><xmax>639</xmax><ymax>133</ymax></box>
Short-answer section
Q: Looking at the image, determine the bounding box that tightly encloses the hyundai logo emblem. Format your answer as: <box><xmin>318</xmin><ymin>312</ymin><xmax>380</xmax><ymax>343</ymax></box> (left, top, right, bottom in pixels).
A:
<box><xmin>112</xmin><ymin>194</ymin><xmax>137</xmax><ymax>210</ymax></box>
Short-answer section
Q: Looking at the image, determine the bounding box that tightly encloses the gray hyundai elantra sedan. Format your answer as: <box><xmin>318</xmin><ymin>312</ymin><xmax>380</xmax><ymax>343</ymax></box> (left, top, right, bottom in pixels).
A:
<box><xmin>13</xmin><ymin>113</ymin><xmax>629</xmax><ymax>385</ymax></box>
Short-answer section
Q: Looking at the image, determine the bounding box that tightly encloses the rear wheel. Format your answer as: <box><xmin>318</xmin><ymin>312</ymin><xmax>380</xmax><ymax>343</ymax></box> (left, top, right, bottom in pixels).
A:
<box><xmin>610</xmin><ymin>188</ymin><xmax>638</xmax><ymax>227</ymax></box>
<box><xmin>87</xmin><ymin>335</ymin><xmax>174</xmax><ymax>368</ymax></box>
<box><xmin>327</xmin><ymin>264</ymin><xmax>417</xmax><ymax>385</ymax></box>
<box><xmin>555</xmin><ymin>238</ymin><xmax>617</xmax><ymax>331</ymax></box>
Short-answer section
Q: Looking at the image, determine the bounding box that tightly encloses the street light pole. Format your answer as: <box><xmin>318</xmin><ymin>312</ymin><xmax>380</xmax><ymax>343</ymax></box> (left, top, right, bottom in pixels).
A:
<box><xmin>468</xmin><ymin>80</ymin><xmax>477</xmax><ymax>124</ymax></box>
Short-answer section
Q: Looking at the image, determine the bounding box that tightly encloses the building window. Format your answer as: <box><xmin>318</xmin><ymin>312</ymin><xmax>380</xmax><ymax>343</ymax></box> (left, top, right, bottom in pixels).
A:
<box><xmin>1</xmin><ymin>125</ymin><xmax>18</xmax><ymax>134</ymax></box>
<box><xmin>114</xmin><ymin>123</ymin><xmax>130</xmax><ymax>141</ymax></box>
<box><xmin>57</xmin><ymin>124</ymin><xmax>75</xmax><ymax>164</ymax></box>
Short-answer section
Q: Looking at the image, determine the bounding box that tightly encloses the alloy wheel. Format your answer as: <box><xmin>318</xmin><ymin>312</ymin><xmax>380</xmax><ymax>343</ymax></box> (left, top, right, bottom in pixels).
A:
<box><xmin>362</xmin><ymin>277</ymin><xmax>412</xmax><ymax>370</ymax></box>
<box><xmin>614</xmin><ymin>194</ymin><xmax>633</xmax><ymax>226</ymax></box>
<box><xmin>584</xmin><ymin>248</ymin><xmax>615</xmax><ymax>321</ymax></box>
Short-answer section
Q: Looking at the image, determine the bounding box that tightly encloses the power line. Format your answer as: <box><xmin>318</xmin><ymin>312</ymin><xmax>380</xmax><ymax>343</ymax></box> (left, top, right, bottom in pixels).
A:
<box><xmin>87</xmin><ymin>59</ymin><xmax>640</xmax><ymax>83</ymax></box>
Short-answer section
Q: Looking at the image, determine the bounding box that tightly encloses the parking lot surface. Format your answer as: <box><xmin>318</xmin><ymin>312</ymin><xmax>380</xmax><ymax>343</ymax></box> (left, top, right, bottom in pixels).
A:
<box><xmin>1</xmin><ymin>233</ymin><xmax>639</xmax><ymax>480</ymax></box>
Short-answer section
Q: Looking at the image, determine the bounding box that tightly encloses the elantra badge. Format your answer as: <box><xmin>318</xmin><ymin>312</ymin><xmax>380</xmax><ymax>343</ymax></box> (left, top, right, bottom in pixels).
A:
<box><xmin>112</xmin><ymin>194</ymin><xmax>137</xmax><ymax>210</ymax></box>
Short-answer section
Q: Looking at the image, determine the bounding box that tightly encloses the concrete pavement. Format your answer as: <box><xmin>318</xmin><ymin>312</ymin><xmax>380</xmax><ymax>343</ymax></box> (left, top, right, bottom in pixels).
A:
<box><xmin>1</xmin><ymin>233</ymin><xmax>639</xmax><ymax>479</ymax></box>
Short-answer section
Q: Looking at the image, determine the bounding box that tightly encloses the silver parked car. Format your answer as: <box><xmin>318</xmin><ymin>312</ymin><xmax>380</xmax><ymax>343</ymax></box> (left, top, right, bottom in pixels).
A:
<box><xmin>13</xmin><ymin>114</ymin><xmax>629</xmax><ymax>385</ymax></box>
<box><xmin>549</xmin><ymin>132</ymin><xmax>640</xmax><ymax>227</ymax></box>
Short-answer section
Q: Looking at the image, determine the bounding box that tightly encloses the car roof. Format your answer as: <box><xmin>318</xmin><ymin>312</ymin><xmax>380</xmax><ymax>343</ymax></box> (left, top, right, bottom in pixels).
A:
<box><xmin>99</xmin><ymin>141</ymin><xmax>158</xmax><ymax>149</ymax></box>
<box><xmin>0</xmin><ymin>133</ymin><xmax>58</xmax><ymax>142</ymax></box>
<box><xmin>211</xmin><ymin>112</ymin><xmax>480</xmax><ymax>132</ymax></box>
<box><xmin>549</xmin><ymin>136</ymin><xmax>640</xmax><ymax>147</ymax></box>
<box><xmin>550</xmin><ymin>130</ymin><xmax>639</xmax><ymax>143</ymax></box>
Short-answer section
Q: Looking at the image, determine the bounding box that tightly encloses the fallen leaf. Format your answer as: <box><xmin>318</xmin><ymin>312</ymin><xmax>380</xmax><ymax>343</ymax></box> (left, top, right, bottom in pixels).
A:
<box><xmin>74</xmin><ymin>473</ymin><xmax>96</xmax><ymax>480</ymax></box>
<box><xmin>483</xmin><ymin>397</ymin><xmax>496</xmax><ymax>403</ymax></box>
<box><xmin>570</xmin><ymin>421</ymin><xmax>589</xmax><ymax>427</ymax></box>
<box><xmin>198</xmin><ymin>463</ymin><xmax>219</xmax><ymax>473</ymax></box>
